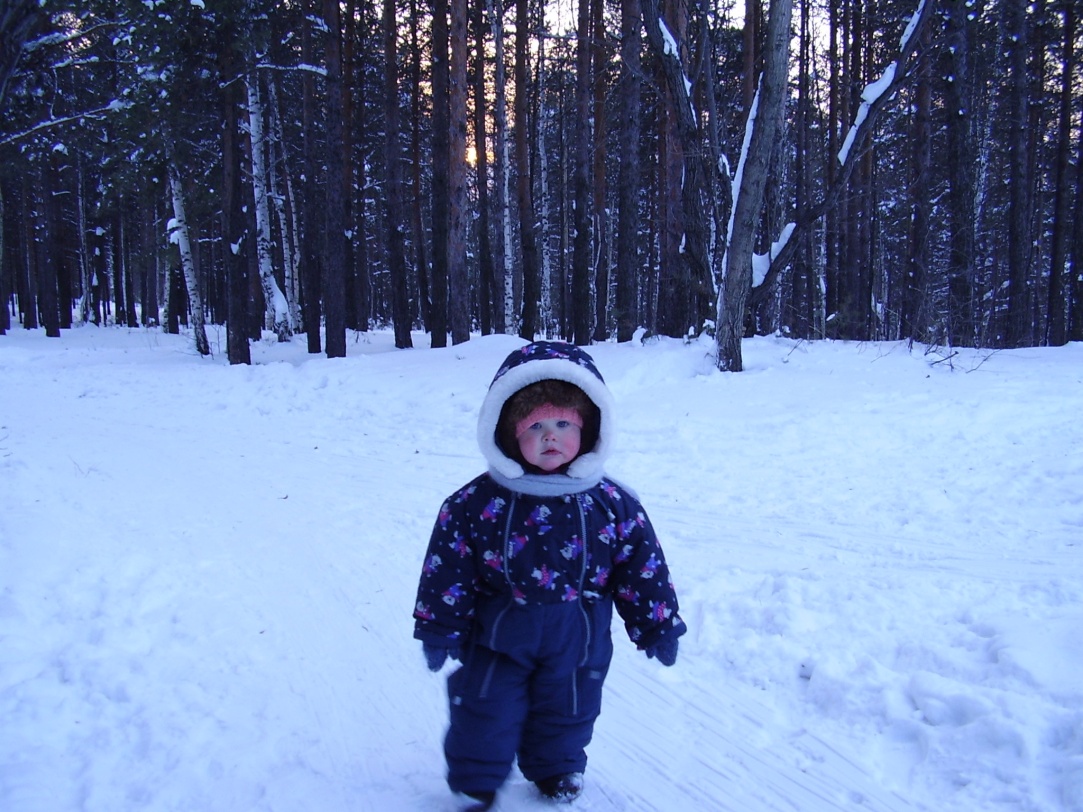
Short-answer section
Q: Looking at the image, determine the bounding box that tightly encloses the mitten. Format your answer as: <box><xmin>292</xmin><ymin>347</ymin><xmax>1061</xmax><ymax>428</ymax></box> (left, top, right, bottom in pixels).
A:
<box><xmin>645</xmin><ymin>638</ymin><xmax>679</xmax><ymax>667</ymax></box>
<box><xmin>422</xmin><ymin>643</ymin><xmax>461</xmax><ymax>672</ymax></box>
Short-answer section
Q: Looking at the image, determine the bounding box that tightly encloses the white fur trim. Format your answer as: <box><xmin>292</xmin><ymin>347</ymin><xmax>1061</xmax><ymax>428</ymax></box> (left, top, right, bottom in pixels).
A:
<box><xmin>477</xmin><ymin>357</ymin><xmax>616</xmax><ymax>482</ymax></box>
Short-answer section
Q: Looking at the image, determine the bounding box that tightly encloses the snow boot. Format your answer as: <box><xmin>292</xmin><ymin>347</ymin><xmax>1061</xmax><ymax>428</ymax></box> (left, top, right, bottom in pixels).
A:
<box><xmin>459</xmin><ymin>789</ymin><xmax>496</xmax><ymax>811</ymax></box>
<box><xmin>535</xmin><ymin>772</ymin><xmax>584</xmax><ymax>803</ymax></box>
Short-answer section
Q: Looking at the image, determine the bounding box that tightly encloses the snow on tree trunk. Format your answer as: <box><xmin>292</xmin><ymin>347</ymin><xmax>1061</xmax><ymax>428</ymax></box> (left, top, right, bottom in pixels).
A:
<box><xmin>246</xmin><ymin>73</ymin><xmax>291</xmax><ymax>342</ymax></box>
<box><xmin>716</xmin><ymin>0</ymin><xmax>792</xmax><ymax>371</ymax></box>
<box><xmin>166</xmin><ymin>163</ymin><xmax>210</xmax><ymax>356</ymax></box>
<box><xmin>267</xmin><ymin>77</ymin><xmax>302</xmax><ymax>334</ymax></box>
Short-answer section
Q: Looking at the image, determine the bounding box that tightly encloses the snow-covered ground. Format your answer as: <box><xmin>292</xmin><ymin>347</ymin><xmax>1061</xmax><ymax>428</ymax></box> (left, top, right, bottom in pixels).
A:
<box><xmin>1</xmin><ymin>325</ymin><xmax>1080</xmax><ymax>812</ymax></box>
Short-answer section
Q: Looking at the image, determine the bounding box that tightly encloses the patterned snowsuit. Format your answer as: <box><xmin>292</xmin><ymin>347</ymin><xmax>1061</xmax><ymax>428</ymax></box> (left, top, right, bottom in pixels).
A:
<box><xmin>413</xmin><ymin>341</ymin><xmax>686</xmax><ymax>796</ymax></box>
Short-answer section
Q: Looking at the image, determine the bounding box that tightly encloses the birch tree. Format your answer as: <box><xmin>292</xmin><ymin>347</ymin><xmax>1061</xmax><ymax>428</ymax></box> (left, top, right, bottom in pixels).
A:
<box><xmin>246</xmin><ymin>71</ymin><xmax>291</xmax><ymax>341</ymax></box>
<box><xmin>166</xmin><ymin>161</ymin><xmax>210</xmax><ymax>356</ymax></box>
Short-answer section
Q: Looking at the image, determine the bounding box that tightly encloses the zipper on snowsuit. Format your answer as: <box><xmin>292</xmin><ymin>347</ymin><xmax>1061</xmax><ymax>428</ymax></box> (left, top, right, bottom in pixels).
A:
<box><xmin>479</xmin><ymin>494</ymin><xmax>520</xmax><ymax>700</ymax></box>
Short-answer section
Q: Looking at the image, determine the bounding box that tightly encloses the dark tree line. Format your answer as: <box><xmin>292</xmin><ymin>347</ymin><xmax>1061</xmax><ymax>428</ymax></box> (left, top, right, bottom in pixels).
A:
<box><xmin>1</xmin><ymin>0</ymin><xmax>1081</xmax><ymax>366</ymax></box>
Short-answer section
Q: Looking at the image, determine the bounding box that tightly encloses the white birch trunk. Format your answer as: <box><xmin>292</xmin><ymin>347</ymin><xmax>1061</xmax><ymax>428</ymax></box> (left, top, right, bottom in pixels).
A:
<box><xmin>76</xmin><ymin>158</ymin><xmax>92</xmax><ymax>324</ymax></box>
<box><xmin>247</xmin><ymin>73</ymin><xmax>292</xmax><ymax>341</ymax></box>
<box><xmin>167</xmin><ymin>163</ymin><xmax>210</xmax><ymax>356</ymax></box>
<box><xmin>267</xmin><ymin>77</ymin><xmax>302</xmax><ymax>333</ymax></box>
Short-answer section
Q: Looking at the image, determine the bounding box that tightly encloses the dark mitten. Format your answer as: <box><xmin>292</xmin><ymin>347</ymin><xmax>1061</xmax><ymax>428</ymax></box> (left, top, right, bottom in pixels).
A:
<box><xmin>645</xmin><ymin>638</ymin><xmax>679</xmax><ymax>667</ymax></box>
<box><xmin>422</xmin><ymin>643</ymin><xmax>461</xmax><ymax>672</ymax></box>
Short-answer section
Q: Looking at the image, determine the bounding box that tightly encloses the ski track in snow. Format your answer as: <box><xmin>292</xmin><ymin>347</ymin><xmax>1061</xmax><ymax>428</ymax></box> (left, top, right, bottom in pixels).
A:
<box><xmin>1</xmin><ymin>327</ymin><xmax>1081</xmax><ymax>812</ymax></box>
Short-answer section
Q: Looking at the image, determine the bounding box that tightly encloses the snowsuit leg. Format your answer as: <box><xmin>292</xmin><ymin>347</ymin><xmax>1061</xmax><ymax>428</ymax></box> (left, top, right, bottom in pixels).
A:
<box><xmin>444</xmin><ymin>643</ymin><xmax>530</xmax><ymax>794</ymax></box>
<box><xmin>516</xmin><ymin>623</ymin><xmax>613</xmax><ymax>782</ymax></box>
<box><xmin>444</xmin><ymin>601</ymin><xmax>614</xmax><ymax>793</ymax></box>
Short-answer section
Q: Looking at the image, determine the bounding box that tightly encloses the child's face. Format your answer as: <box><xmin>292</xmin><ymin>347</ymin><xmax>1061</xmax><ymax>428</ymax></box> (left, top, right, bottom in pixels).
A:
<box><xmin>517</xmin><ymin>415</ymin><xmax>582</xmax><ymax>472</ymax></box>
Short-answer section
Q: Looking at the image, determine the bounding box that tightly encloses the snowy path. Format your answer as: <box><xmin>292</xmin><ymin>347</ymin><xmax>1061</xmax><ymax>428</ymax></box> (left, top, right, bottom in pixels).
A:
<box><xmin>2</xmin><ymin>328</ymin><xmax>1081</xmax><ymax>812</ymax></box>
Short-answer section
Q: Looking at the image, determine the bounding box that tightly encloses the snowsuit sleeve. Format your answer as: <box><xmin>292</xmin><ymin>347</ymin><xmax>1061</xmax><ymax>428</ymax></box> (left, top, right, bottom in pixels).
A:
<box><xmin>604</xmin><ymin>487</ymin><xmax>686</xmax><ymax>650</ymax></box>
<box><xmin>412</xmin><ymin>480</ymin><xmax>484</xmax><ymax>646</ymax></box>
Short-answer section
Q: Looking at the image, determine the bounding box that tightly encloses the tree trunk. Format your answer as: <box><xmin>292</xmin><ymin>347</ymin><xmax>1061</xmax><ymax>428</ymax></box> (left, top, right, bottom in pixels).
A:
<box><xmin>615</xmin><ymin>0</ymin><xmax>642</xmax><ymax>342</ymax></box>
<box><xmin>789</xmin><ymin>0</ymin><xmax>817</xmax><ymax>339</ymax></box>
<box><xmin>536</xmin><ymin>34</ymin><xmax>552</xmax><ymax>337</ymax></box>
<box><xmin>1046</xmin><ymin>0</ymin><xmax>1074</xmax><ymax>346</ymax></box>
<box><xmin>515</xmin><ymin>0</ymin><xmax>540</xmax><ymax>339</ymax></box>
<box><xmin>19</xmin><ymin>170</ymin><xmax>39</xmax><ymax>330</ymax></box>
<box><xmin>943</xmin><ymin>0</ymin><xmax>975</xmax><ymax>347</ymax></box>
<box><xmin>571</xmin><ymin>0</ymin><xmax>592</xmax><ymax>345</ymax></box>
<box><xmin>0</xmin><ymin>182</ymin><xmax>7</xmax><ymax>335</ymax></box>
<box><xmin>449</xmin><ymin>0</ymin><xmax>470</xmax><ymax>344</ymax></box>
<box><xmin>902</xmin><ymin>27</ymin><xmax>932</xmax><ymax>343</ymax></box>
<box><xmin>300</xmin><ymin>5</ymin><xmax>322</xmax><ymax>353</ymax></box>
<box><xmin>384</xmin><ymin>0</ymin><xmax>414</xmax><ymax>349</ymax></box>
<box><xmin>1004</xmin><ymin>0</ymin><xmax>1033</xmax><ymax>347</ymax></box>
<box><xmin>246</xmin><ymin>72</ymin><xmax>291</xmax><ymax>341</ymax></box>
<box><xmin>409</xmin><ymin>0</ymin><xmax>430</xmax><ymax>332</ymax></box>
<box><xmin>342</xmin><ymin>0</ymin><xmax>360</xmax><ymax>332</ymax></box>
<box><xmin>715</xmin><ymin>0</ymin><xmax>792</xmax><ymax>371</ymax></box>
<box><xmin>489</xmin><ymin>0</ymin><xmax>512</xmax><ymax>334</ymax></box>
<box><xmin>323</xmin><ymin>0</ymin><xmax>347</xmax><ymax>358</ymax></box>
<box><xmin>591</xmin><ymin>0</ymin><xmax>609</xmax><ymax>342</ymax></box>
<box><xmin>1071</xmin><ymin>76</ymin><xmax>1083</xmax><ymax>342</ymax></box>
<box><xmin>473</xmin><ymin>0</ymin><xmax>495</xmax><ymax>335</ymax></box>
<box><xmin>167</xmin><ymin>161</ymin><xmax>209</xmax><ymax>355</ymax></box>
<box><xmin>221</xmin><ymin>29</ymin><xmax>251</xmax><ymax>364</ymax></box>
<box><xmin>431</xmin><ymin>0</ymin><xmax>451</xmax><ymax>347</ymax></box>
<box><xmin>267</xmin><ymin>77</ymin><xmax>302</xmax><ymax>334</ymax></box>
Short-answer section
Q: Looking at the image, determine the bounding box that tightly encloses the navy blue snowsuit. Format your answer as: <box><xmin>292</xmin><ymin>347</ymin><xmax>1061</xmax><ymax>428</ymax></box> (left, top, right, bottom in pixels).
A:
<box><xmin>413</xmin><ymin>341</ymin><xmax>686</xmax><ymax>796</ymax></box>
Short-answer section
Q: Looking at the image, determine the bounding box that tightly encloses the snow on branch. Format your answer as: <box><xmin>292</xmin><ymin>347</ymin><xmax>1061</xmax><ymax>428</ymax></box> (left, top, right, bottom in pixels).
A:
<box><xmin>255</xmin><ymin>62</ymin><xmax>328</xmax><ymax>77</ymax></box>
<box><xmin>838</xmin><ymin>64</ymin><xmax>897</xmax><ymax>164</ymax></box>
<box><xmin>837</xmin><ymin>0</ymin><xmax>926</xmax><ymax>164</ymax></box>
<box><xmin>753</xmin><ymin>222</ymin><xmax>796</xmax><ymax>287</ymax></box>
<box><xmin>0</xmin><ymin>107</ymin><xmax>114</xmax><ymax>147</ymax></box>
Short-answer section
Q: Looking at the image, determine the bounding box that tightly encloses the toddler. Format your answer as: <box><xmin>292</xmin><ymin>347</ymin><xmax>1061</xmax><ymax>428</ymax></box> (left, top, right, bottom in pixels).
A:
<box><xmin>413</xmin><ymin>341</ymin><xmax>686</xmax><ymax>808</ymax></box>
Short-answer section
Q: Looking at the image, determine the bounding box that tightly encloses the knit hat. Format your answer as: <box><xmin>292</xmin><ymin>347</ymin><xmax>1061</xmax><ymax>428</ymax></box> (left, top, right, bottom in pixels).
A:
<box><xmin>514</xmin><ymin>405</ymin><xmax>584</xmax><ymax>438</ymax></box>
<box><xmin>478</xmin><ymin>341</ymin><xmax>615</xmax><ymax>487</ymax></box>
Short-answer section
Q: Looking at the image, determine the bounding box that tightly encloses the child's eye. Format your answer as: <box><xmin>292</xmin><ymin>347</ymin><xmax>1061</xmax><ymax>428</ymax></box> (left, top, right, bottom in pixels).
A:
<box><xmin>556</xmin><ymin>420</ymin><xmax>570</xmax><ymax>428</ymax></box>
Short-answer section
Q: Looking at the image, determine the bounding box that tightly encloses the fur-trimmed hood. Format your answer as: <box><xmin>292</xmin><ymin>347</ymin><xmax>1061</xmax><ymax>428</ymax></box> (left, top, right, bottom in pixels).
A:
<box><xmin>478</xmin><ymin>341</ymin><xmax>615</xmax><ymax>494</ymax></box>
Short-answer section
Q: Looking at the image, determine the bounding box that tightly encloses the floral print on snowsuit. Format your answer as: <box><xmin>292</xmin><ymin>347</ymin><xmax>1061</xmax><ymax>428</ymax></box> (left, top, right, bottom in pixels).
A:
<box><xmin>414</xmin><ymin>472</ymin><xmax>682</xmax><ymax>655</ymax></box>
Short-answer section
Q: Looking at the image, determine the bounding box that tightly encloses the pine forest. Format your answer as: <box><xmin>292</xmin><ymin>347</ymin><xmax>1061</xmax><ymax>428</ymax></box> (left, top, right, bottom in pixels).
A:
<box><xmin>1</xmin><ymin>0</ymin><xmax>1081</xmax><ymax>370</ymax></box>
